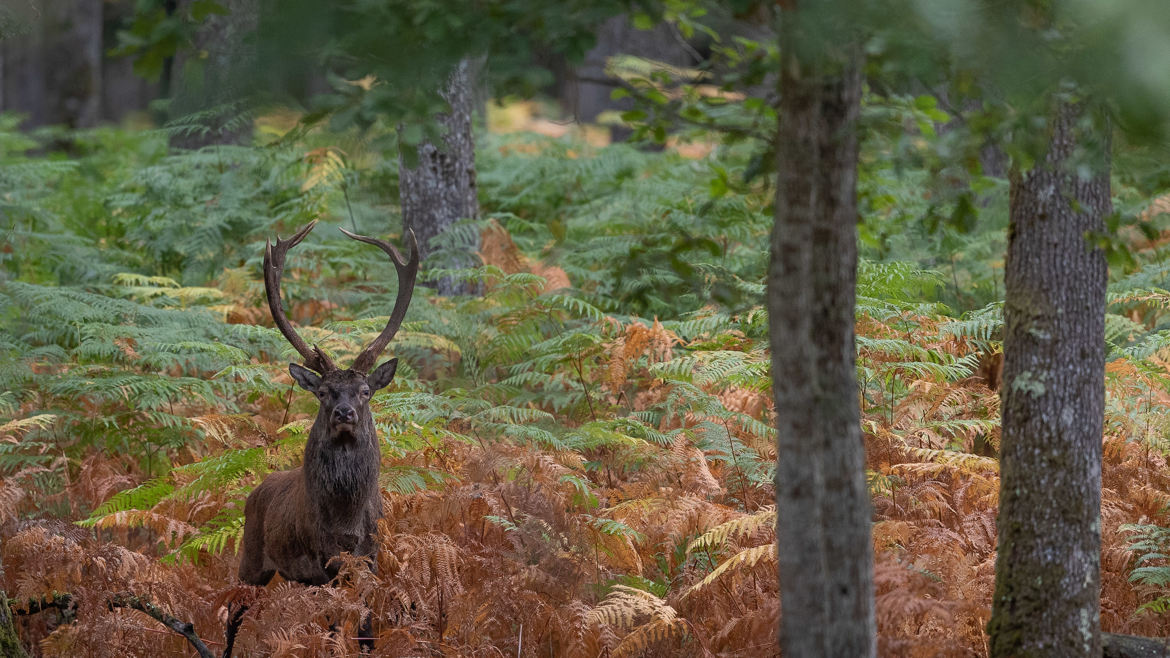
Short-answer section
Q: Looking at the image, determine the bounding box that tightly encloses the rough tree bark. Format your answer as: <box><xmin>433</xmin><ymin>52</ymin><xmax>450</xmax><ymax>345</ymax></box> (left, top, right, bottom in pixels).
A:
<box><xmin>0</xmin><ymin>0</ymin><xmax>102</xmax><ymax>130</ymax></box>
<box><xmin>0</xmin><ymin>596</ymin><xmax>27</xmax><ymax>658</ymax></box>
<box><xmin>987</xmin><ymin>100</ymin><xmax>1109</xmax><ymax>657</ymax></box>
<box><xmin>398</xmin><ymin>58</ymin><xmax>480</xmax><ymax>297</ymax></box>
<box><xmin>769</xmin><ymin>7</ymin><xmax>875</xmax><ymax>657</ymax></box>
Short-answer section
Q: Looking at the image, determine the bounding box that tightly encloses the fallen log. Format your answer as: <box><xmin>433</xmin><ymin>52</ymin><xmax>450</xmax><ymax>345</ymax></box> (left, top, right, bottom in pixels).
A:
<box><xmin>1105</xmin><ymin>632</ymin><xmax>1170</xmax><ymax>658</ymax></box>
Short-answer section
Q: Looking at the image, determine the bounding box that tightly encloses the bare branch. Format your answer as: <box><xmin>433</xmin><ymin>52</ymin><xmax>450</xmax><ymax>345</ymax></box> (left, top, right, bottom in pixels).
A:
<box><xmin>11</xmin><ymin>592</ymin><xmax>216</xmax><ymax>657</ymax></box>
<box><xmin>1103</xmin><ymin>632</ymin><xmax>1170</xmax><ymax>658</ymax></box>
<box><xmin>108</xmin><ymin>592</ymin><xmax>216</xmax><ymax>658</ymax></box>
<box><xmin>223</xmin><ymin>602</ymin><xmax>248</xmax><ymax>658</ymax></box>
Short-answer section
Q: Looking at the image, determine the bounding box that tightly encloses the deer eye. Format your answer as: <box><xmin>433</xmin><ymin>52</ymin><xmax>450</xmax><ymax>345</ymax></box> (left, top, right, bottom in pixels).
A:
<box><xmin>360</xmin><ymin>388</ymin><xmax>371</xmax><ymax>398</ymax></box>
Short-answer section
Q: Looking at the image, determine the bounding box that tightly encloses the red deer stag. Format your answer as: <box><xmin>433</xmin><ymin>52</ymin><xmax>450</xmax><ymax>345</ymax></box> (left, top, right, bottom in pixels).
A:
<box><xmin>238</xmin><ymin>220</ymin><xmax>418</xmax><ymax>587</ymax></box>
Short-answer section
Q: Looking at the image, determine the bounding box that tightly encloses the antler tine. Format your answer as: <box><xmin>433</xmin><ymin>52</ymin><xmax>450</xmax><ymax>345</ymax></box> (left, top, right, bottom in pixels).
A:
<box><xmin>339</xmin><ymin>227</ymin><xmax>419</xmax><ymax>373</ymax></box>
<box><xmin>263</xmin><ymin>220</ymin><xmax>337</xmax><ymax>373</ymax></box>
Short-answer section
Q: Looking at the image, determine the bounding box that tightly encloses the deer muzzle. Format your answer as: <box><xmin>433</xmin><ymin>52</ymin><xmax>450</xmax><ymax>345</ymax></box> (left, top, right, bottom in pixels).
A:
<box><xmin>333</xmin><ymin>405</ymin><xmax>356</xmax><ymax>423</ymax></box>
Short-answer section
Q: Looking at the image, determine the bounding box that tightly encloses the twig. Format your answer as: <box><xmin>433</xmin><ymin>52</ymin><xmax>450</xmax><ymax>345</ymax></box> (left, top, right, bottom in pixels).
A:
<box><xmin>615</xmin><ymin>389</ymin><xmax>630</xmax><ymax>414</ymax></box>
<box><xmin>668</xmin><ymin>23</ymin><xmax>704</xmax><ymax>64</ymax></box>
<box><xmin>131</xmin><ymin>625</ymin><xmax>224</xmax><ymax>645</ymax></box>
<box><xmin>571</xmin><ymin>356</ymin><xmax>598</xmax><ymax>422</ymax></box>
<box><xmin>721</xmin><ymin>419</ymin><xmax>751</xmax><ymax>508</ymax></box>
<box><xmin>437</xmin><ymin>587</ymin><xmax>446</xmax><ymax>643</ymax></box>
<box><xmin>108</xmin><ymin>592</ymin><xmax>216</xmax><ymax>658</ymax></box>
<box><xmin>497</xmin><ymin>489</ymin><xmax>527</xmax><ymax>549</ymax></box>
<box><xmin>341</xmin><ymin>181</ymin><xmax>359</xmax><ymax>233</ymax></box>
<box><xmin>280</xmin><ymin>382</ymin><xmax>295</xmax><ymax>427</ymax></box>
<box><xmin>223</xmin><ymin>602</ymin><xmax>248</xmax><ymax>658</ymax></box>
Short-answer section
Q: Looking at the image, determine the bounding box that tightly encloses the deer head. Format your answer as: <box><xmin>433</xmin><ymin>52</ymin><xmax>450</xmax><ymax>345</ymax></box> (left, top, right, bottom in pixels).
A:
<box><xmin>263</xmin><ymin>220</ymin><xmax>419</xmax><ymax>422</ymax></box>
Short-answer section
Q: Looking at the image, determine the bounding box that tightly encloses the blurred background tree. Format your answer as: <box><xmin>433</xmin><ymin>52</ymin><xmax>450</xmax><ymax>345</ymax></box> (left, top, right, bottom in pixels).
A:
<box><xmin>6</xmin><ymin>1</ymin><xmax>1170</xmax><ymax>655</ymax></box>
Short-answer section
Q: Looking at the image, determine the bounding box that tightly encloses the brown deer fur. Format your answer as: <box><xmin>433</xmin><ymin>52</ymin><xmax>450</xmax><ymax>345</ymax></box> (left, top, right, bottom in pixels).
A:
<box><xmin>237</xmin><ymin>221</ymin><xmax>417</xmax><ymax>588</ymax></box>
<box><xmin>238</xmin><ymin>363</ymin><xmax>397</xmax><ymax>585</ymax></box>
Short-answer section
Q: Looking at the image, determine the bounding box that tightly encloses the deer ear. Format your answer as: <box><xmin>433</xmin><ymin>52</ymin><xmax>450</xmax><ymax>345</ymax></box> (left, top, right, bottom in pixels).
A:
<box><xmin>368</xmin><ymin>358</ymin><xmax>398</xmax><ymax>391</ymax></box>
<box><xmin>289</xmin><ymin>364</ymin><xmax>321</xmax><ymax>393</ymax></box>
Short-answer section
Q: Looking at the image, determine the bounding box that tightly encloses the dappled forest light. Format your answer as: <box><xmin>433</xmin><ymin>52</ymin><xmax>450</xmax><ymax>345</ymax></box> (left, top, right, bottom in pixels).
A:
<box><xmin>8</xmin><ymin>1</ymin><xmax>1170</xmax><ymax>656</ymax></box>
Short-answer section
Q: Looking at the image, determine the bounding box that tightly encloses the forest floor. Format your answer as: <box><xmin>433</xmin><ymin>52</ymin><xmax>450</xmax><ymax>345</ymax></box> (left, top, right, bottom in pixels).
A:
<box><xmin>3</xmin><ymin>104</ymin><xmax>1170</xmax><ymax>656</ymax></box>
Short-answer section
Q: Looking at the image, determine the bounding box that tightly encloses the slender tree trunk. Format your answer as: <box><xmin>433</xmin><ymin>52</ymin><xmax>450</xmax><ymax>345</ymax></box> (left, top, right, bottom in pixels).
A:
<box><xmin>769</xmin><ymin>8</ymin><xmax>875</xmax><ymax>657</ymax></box>
<box><xmin>988</xmin><ymin>100</ymin><xmax>1108</xmax><ymax>657</ymax></box>
<box><xmin>399</xmin><ymin>58</ymin><xmax>480</xmax><ymax>296</ymax></box>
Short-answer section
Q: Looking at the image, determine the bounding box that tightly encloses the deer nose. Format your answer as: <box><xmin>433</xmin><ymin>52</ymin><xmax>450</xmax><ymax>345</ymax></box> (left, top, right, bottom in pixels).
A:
<box><xmin>332</xmin><ymin>406</ymin><xmax>355</xmax><ymax>424</ymax></box>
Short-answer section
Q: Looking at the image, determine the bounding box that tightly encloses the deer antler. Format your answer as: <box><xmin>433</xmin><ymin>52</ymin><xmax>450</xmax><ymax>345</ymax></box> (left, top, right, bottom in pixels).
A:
<box><xmin>263</xmin><ymin>221</ymin><xmax>337</xmax><ymax>373</ymax></box>
<box><xmin>339</xmin><ymin>227</ymin><xmax>419</xmax><ymax>374</ymax></box>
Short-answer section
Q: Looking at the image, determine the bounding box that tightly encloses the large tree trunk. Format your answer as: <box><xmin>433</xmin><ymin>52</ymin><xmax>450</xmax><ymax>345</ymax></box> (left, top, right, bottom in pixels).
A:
<box><xmin>0</xmin><ymin>0</ymin><xmax>102</xmax><ymax>130</ymax></box>
<box><xmin>571</xmin><ymin>15</ymin><xmax>695</xmax><ymax>141</ymax></box>
<box><xmin>0</xmin><ymin>592</ymin><xmax>27</xmax><ymax>658</ymax></box>
<box><xmin>169</xmin><ymin>0</ymin><xmax>258</xmax><ymax>148</ymax></box>
<box><xmin>769</xmin><ymin>9</ymin><xmax>875</xmax><ymax>658</ymax></box>
<box><xmin>398</xmin><ymin>58</ymin><xmax>480</xmax><ymax>297</ymax></box>
<box><xmin>987</xmin><ymin>100</ymin><xmax>1109</xmax><ymax>657</ymax></box>
<box><xmin>1</xmin><ymin>553</ymin><xmax>29</xmax><ymax>658</ymax></box>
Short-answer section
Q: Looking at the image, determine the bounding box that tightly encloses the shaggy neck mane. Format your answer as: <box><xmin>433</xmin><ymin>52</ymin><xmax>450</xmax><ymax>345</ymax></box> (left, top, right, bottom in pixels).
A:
<box><xmin>303</xmin><ymin>421</ymin><xmax>379</xmax><ymax>509</ymax></box>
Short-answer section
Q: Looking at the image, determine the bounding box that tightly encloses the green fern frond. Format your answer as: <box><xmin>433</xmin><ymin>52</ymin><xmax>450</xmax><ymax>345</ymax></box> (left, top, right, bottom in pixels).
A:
<box><xmin>686</xmin><ymin>505</ymin><xmax>775</xmax><ymax>554</ymax></box>
<box><xmin>682</xmin><ymin>543</ymin><xmax>775</xmax><ymax>599</ymax></box>
<box><xmin>83</xmin><ymin>476</ymin><xmax>176</xmax><ymax>518</ymax></box>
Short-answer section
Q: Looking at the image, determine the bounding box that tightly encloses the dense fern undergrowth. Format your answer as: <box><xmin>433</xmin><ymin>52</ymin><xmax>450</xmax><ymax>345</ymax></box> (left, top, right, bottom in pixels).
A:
<box><xmin>5</xmin><ymin>104</ymin><xmax>1170</xmax><ymax>657</ymax></box>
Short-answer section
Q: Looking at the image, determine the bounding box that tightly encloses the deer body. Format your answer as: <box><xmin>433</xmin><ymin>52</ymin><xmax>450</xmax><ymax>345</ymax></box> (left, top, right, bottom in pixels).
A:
<box><xmin>239</xmin><ymin>393</ymin><xmax>383</xmax><ymax>585</ymax></box>
<box><xmin>236</xmin><ymin>222</ymin><xmax>417</xmax><ymax>588</ymax></box>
